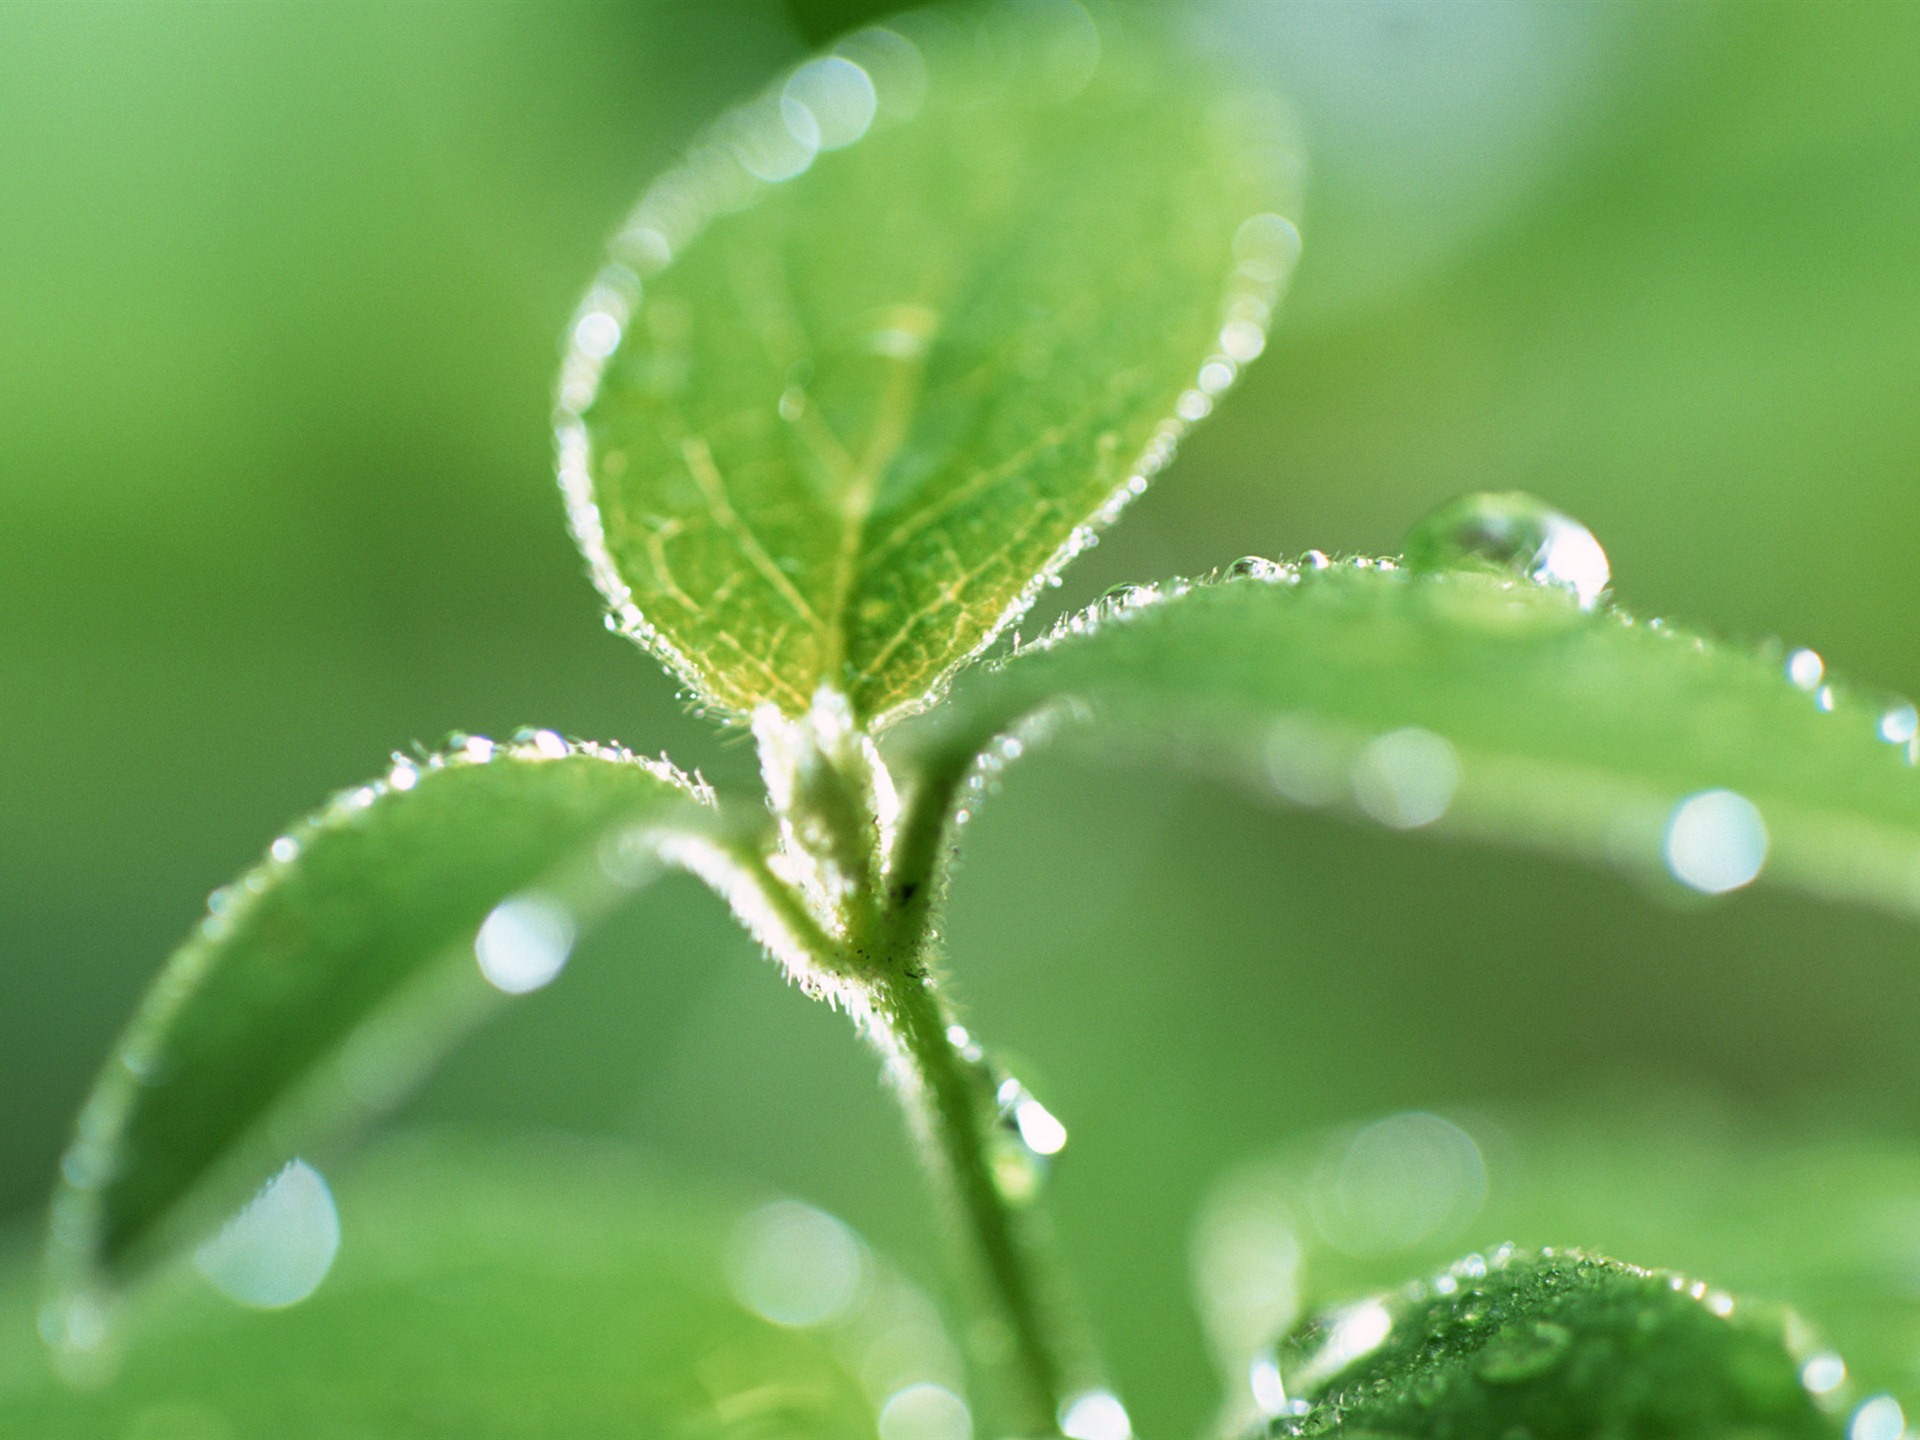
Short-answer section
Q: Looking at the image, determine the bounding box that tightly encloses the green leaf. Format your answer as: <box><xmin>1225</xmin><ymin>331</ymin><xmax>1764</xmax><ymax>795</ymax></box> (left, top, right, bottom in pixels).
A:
<box><xmin>1270</xmin><ymin>1248</ymin><xmax>1845</xmax><ymax>1438</ymax></box>
<box><xmin>899</xmin><ymin>562</ymin><xmax>1920</xmax><ymax>922</ymax></box>
<box><xmin>48</xmin><ymin>736</ymin><xmax>711</xmax><ymax>1310</ymax></box>
<box><xmin>557</xmin><ymin>0</ymin><xmax>1300</xmax><ymax>724</ymax></box>
<box><xmin>1196</xmin><ymin>1103</ymin><xmax>1920</xmax><ymax>1423</ymax></box>
<box><xmin>8</xmin><ymin>1134</ymin><xmax>959</xmax><ymax>1437</ymax></box>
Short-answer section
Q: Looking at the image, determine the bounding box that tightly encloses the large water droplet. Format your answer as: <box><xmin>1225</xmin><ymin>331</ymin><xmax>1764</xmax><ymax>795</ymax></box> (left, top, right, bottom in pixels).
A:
<box><xmin>193</xmin><ymin>1159</ymin><xmax>339</xmax><ymax>1309</ymax></box>
<box><xmin>1664</xmin><ymin>790</ymin><xmax>1768</xmax><ymax>895</ymax></box>
<box><xmin>1404</xmin><ymin>492</ymin><xmax>1610</xmax><ymax>610</ymax></box>
<box><xmin>1853</xmin><ymin>1395</ymin><xmax>1906</xmax><ymax>1440</ymax></box>
<box><xmin>474</xmin><ymin>894</ymin><xmax>576</xmax><ymax>995</ymax></box>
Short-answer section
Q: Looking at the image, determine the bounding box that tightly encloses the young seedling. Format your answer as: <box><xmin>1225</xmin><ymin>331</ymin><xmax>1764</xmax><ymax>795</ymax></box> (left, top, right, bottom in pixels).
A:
<box><xmin>37</xmin><ymin>2</ymin><xmax>1920</xmax><ymax>1435</ymax></box>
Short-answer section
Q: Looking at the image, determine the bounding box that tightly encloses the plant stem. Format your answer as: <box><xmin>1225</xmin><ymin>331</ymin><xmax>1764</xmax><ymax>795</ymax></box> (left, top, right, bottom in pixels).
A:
<box><xmin>871</xmin><ymin>970</ymin><xmax>1072</xmax><ymax>1437</ymax></box>
<box><xmin>861</xmin><ymin>748</ymin><xmax>1081</xmax><ymax>1438</ymax></box>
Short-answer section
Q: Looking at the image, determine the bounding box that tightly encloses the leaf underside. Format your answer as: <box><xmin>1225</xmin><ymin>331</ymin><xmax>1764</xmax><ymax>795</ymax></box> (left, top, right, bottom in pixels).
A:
<box><xmin>10</xmin><ymin>1136</ymin><xmax>924</xmax><ymax>1438</ymax></box>
<box><xmin>51</xmin><ymin>740</ymin><xmax>707</xmax><ymax>1296</ymax></box>
<box><xmin>559</xmin><ymin>0</ymin><xmax>1299</xmax><ymax>724</ymax></box>
<box><xmin>902</xmin><ymin>564</ymin><xmax>1920</xmax><ymax>921</ymax></box>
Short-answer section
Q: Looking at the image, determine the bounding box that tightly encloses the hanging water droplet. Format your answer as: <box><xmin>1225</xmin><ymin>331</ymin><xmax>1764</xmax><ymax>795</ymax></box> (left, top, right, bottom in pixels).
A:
<box><xmin>1403</xmin><ymin>492</ymin><xmax>1610</xmax><ymax>610</ymax></box>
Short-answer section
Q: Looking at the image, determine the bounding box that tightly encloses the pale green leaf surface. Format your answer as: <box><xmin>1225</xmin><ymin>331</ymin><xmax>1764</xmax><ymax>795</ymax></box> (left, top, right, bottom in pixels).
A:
<box><xmin>901</xmin><ymin>566</ymin><xmax>1920</xmax><ymax>921</ymax></box>
<box><xmin>558</xmin><ymin>0</ymin><xmax>1299</xmax><ymax>723</ymax></box>
<box><xmin>8</xmin><ymin>1134</ymin><xmax>930</xmax><ymax>1437</ymax></box>
<box><xmin>51</xmin><ymin>739</ymin><xmax>710</xmax><ymax>1297</ymax></box>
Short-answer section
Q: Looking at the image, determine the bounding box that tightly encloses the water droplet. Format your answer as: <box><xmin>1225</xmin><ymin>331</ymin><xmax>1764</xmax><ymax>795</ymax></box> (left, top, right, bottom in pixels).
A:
<box><xmin>1219</xmin><ymin>318</ymin><xmax>1267</xmax><ymax>362</ymax></box>
<box><xmin>269</xmin><ymin>835</ymin><xmax>300</xmax><ymax>864</ymax></box>
<box><xmin>1249</xmin><ymin>1353</ymin><xmax>1290</xmax><ymax>1416</ymax></box>
<box><xmin>1474</xmin><ymin>1319</ymin><xmax>1571</xmax><ymax>1383</ymax></box>
<box><xmin>1059</xmin><ymin>1389</ymin><xmax>1132</xmax><ymax>1440</ymax></box>
<box><xmin>1786</xmin><ymin>648</ymin><xmax>1825</xmax><ymax>692</ymax></box>
<box><xmin>1853</xmin><ymin>1395</ymin><xmax>1906</xmax><ymax>1440</ymax></box>
<box><xmin>1000</xmin><ymin>1078</ymin><xmax>1068</xmax><ymax>1157</ymax></box>
<box><xmin>193</xmin><ymin>1160</ymin><xmax>339</xmax><ymax>1309</ymax></box>
<box><xmin>1300</xmin><ymin>549</ymin><xmax>1331</xmax><ymax>570</ymax></box>
<box><xmin>1225</xmin><ymin>555</ymin><xmax>1288</xmax><ymax>582</ymax></box>
<box><xmin>474</xmin><ymin>894</ymin><xmax>576</xmax><ymax>995</ymax></box>
<box><xmin>1803</xmin><ymin>1352</ymin><xmax>1848</xmax><ymax>1396</ymax></box>
<box><xmin>1879</xmin><ymin>700</ymin><xmax>1918</xmax><ymax>746</ymax></box>
<box><xmin>1351</xmin><ymin>728</ymin><xmax>1460</xmax><ymax>830</ymax></box>
<box><xmin>879</xmin><ymin>1382</ymin><xmax>971</xmax><ymax>1440</ymax></box>
<box><xmin>1404</xmin><ymin>492</ymin><xmax>1610</xmax><ymax>610</ymax></box>
<box><xmin>727</xmin><ymin>1199</ymin><xmax>866</xmax><ymax>1328</ymax></box>
<box><xmin>783</xmin><ymin>55</ymin><xmax>878</xmax><ymax>150</ymax></box>
<box><xmin>572</xmin><ymin>309</ymin><xmax>622</xmax><ymax>360</ymax></box>
<box><xmin>1664</xmin><ymin>789</ymin><xmax>1768</xmax><ymax>894</ymax></box>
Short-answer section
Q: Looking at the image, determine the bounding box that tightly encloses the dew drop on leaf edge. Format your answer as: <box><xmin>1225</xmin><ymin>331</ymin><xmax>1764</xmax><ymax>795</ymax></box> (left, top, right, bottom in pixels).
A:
<box><xmin>1403</xmin><ymin>491</ymin><xmax>1611</xmax><ymax>611</ymax></box>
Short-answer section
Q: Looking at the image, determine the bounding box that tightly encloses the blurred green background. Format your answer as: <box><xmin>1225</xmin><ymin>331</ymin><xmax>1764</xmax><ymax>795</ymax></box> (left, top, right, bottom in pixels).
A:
<box><xmin>6</xmin><ymin>0</ymin><xmax>1920</xmax><ymax>1432</ymax></box>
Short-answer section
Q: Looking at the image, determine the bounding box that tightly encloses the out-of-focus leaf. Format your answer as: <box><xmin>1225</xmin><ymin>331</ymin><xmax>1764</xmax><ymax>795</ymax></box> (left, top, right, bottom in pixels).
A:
<box><xmin>7</xmin><ymin>1133</ymin><xmax>960</xmax><ymax>1437</ymax></box>
<box><xmin>1268</xmin><ymin>1248</ymin><xmax>1844</xmax><ymax>1438</ymax></box>
<box><xmin>558</xmin><ymin>0</ymin><xmax>1300</xmax><ymax>724</ymax></box>
<box><xmin>900</xmin><ymin>563</ymin><xmax>1920</xmax><ymax>922</ymax></box>
<box><xmin>48</xmin><ymin>737</ymin><xmax>711</xmax><ymax>1312</ymax></box>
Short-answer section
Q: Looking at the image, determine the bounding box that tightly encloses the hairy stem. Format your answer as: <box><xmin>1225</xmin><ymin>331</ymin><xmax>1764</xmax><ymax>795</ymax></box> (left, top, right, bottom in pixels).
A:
<box><xmin>742</xmin><ymin>717</ymin><xmax>1086</xmax><ymax>1434</ymax></box>
<box><xmin>871</xmin><ymin>970</ymin><xmax>1072</xmax><ymax>1437</ymax></box>
<box><xmin>861</xmin><ymin>749</ymin><xmax>1082</xmax><ymax>1438</ymax></box>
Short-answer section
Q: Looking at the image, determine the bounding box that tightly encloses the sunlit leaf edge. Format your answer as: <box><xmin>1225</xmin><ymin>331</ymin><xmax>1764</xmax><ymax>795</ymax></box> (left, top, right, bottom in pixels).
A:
<box><xmin>554</xmin><ymin>0</ymin><xmax>1303</xmax><ymax>725</ymax></box>
<box><xmin>44</xmin><ymin>734</ymin><xmax>716</xmax><ymax>1337</ymax></box>
<box><xmin>893</xmin><ymin>559</ymin><xmax>1920</xmax><ymax>925</ymax></box>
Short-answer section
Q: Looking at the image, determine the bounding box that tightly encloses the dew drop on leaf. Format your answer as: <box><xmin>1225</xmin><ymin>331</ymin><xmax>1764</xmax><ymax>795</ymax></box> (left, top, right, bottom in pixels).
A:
<box><xmin>1059</xmin><ymin>1388</ymin><xmax>1133</xmax><ymax>1440</ymax></box>
<box><xmin>1877</xmin><ymin>699</ymin><xmax>1918</xmax><ymax>746</ymax></box>
<box><xmin>473</xmin><ymin>894</ymin><xmax>576</xmax><ymax>995</ymax></box>
<box><xmin>1664</xmin><ymin>789</ymin><xmax>1769</xmax><ymax>895</ymax></box>
<box><xmin>1786</xmin><ymin>647</ymin><xmax>1826</xmax><ymax>692</ymax></box>
<box><xmin>1403</xmin><ymin>491</ymin><xmax>1611</xmax><ymax>610</ymax></box>
<box><xmin>192</xmin><ymin>1159</ymin><xmax>340</xmax><ymax>1310</ymax></box>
